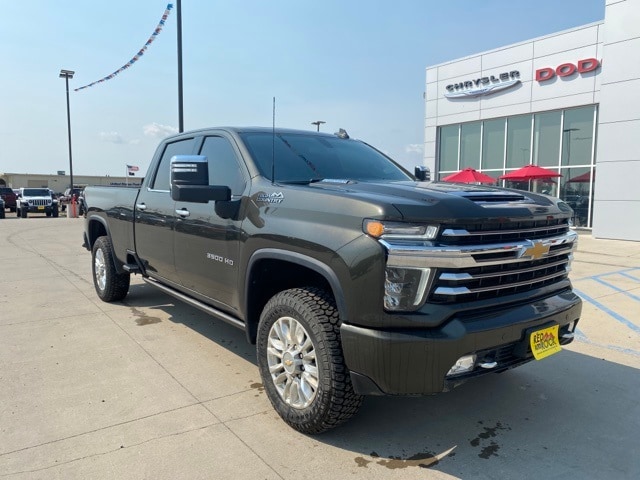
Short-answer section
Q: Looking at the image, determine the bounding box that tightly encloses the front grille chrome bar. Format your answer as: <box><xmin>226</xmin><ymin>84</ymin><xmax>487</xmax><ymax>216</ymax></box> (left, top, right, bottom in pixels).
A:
<box><xmin>434</xmin><ymin>269</ymin><xmax>569</xmax><ymax>296</ymax></box>
<box><xmin>381</xmin><ymin>230</ymin><xmax>578</xmax><ymax>269</ymax></box>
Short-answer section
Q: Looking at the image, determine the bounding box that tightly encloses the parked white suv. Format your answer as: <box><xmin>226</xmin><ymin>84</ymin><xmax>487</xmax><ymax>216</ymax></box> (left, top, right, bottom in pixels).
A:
<box><xmin>16</xmin><ymin>188</ymin><xmax>59</xmax><ymax>218</ymax></box>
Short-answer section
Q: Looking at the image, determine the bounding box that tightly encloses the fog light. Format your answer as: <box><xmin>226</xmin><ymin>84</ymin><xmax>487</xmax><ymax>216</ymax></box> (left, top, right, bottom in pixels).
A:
<box><xmin>446</xmin><ymin>354</ymin><xmax>476</xmax><ymax>376</ymax></box>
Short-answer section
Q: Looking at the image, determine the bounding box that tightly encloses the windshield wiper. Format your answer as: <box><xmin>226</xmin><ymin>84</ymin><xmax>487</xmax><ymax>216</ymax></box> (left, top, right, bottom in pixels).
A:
<box><xmin>277</xmin><ymin>178</ymin><xmax>325</xmax><ymax>185</ymax></box>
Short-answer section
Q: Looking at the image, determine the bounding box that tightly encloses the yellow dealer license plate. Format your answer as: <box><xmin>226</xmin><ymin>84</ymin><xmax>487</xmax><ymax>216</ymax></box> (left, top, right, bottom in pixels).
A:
<box><xmin>37</xmin><ymin>206</ymin><xmax>44</xmax><ymax>210</ymax></box>
<box><xmin>530</xmin><ymin>325</ymin><xmax>561</xmax><ymax>360</ymax></box>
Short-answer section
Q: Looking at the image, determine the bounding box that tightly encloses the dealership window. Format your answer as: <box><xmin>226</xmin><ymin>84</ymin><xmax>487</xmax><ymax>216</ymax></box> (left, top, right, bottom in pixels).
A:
<box><xmin>562</xmin><ymin>106</ymin><xmax>595</xmax><ymax>166</ymax></box>
<box><xmin>482</xmin><ymin>119</ymin><xmax>505</xmax><ymax>171</ymax></box>
<box><xmin>533</xmin><ymin>111</ymin><xmax>561</xmax><ymax>167</ymax></box>
<box><xmin>561</xmin><ymin>167</ymin><xmax>593</xmax><ymax>227</ymax></box>
<box><xmin>436</xmin><ymin>104</ymin><xmax>597</xmax><ymax>227</ymax></box>
<box><xmin>460</xmin><ymin>122</ymin><xmax>481</xmax><ymax>169</ymax></box>
<box><xmin>439</xmin><ymin>125</ymin><xmax>459</xmax><ymax>172</ymax></box>
<box><xmin>506</xmin><ymin>115</ymin><xmax>532</xmax><ymax>168</ymax></box>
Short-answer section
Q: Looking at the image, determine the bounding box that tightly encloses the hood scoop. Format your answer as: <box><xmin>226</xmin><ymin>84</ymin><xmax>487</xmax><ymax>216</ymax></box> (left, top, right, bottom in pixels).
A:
<box><xmin>451</xmin><ymin>190</ymin><xmax>528</xmax><ymax>204</ymax></box>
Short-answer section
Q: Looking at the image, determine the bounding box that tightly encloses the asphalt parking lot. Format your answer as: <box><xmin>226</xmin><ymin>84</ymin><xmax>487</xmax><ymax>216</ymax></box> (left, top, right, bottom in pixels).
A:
<box><xmin>1</xmin><ymin>216</ymin><xmax>639</xmax><ymax>479</ymax></box>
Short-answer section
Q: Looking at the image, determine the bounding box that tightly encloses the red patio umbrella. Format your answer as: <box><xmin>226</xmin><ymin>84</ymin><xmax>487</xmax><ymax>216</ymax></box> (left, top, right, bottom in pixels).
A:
<box><xmin>499</xmin><ymin>164</ymin><xmax>562</xmax><ymax>181</ymax></box>
<box><xmin>567</xmin><ymin>171</ymin><xmax>593</xmax><ymax>183</ymax></box>
<box><xmin>442</xmin><ymin>168</ymin><xmax>497</xmax><ymax>184</ymax></box>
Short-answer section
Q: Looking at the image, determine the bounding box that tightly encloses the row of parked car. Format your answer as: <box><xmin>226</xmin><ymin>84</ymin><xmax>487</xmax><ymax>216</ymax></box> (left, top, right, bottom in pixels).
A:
<box><xmin>0</xmin><ymin>186</ymin><xmax>85</xmax><ymax>219</ymax></box>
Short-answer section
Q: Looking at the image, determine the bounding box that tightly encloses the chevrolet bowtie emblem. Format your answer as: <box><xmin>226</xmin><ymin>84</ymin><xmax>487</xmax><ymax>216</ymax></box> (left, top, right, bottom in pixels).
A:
<box><xmin>522</xmin><ymin>241</ymin><xmax>550</xmax><ymax>260</ymax></box>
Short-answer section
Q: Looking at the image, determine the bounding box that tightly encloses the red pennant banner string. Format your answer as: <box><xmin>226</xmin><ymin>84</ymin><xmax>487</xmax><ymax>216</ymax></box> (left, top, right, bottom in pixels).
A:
<box><xmin>75</xmin><ymin>3</ymin><xmax>174</xmax><ymax>92</ymax></box>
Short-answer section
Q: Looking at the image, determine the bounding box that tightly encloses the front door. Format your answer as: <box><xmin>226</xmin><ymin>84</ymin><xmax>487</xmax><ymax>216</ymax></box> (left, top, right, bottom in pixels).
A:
<box><xmin>174</xmin><ymin>135</ymin><xmax>248</xmax><ymax>312</ymax></box>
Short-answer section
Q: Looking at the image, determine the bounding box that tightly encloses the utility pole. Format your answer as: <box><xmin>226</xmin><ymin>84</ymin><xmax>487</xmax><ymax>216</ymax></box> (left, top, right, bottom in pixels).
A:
<box><xmin>177</xmin><ymin>0</ymin><xmax>184</xmax><ymax>132</ymax></box>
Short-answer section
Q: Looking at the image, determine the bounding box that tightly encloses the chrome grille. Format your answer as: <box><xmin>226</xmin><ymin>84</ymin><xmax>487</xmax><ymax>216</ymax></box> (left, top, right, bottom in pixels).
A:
<box><xmin>30</xmin><ymin>199</ymin><xmax>50</xmax><ymax>206</ymax></box>
<box><xmin>381</xmin><ymin>219</ymin><xmax>577</xmax><ymax>307</ymax></box>
<box><xmin>440</xmin><ymin>218</ymin><xmax>569</xmax><ymax>245</ymax></box>
<box><xmin>431</xmin><ymin>254</ymin><xmax>571</xmax><ymax>303</ymax></box>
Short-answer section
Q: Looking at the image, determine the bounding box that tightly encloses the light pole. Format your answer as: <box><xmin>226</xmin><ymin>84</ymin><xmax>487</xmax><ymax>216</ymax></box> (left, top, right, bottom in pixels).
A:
<box><xmin>177</xmin><ymin>0</ymin><xmax>184</xmax><ymax>132</ymax></box>
<box><xmin>59</xmin><ymin>69</ymin><xmax>74</xmax><ymax>191</ymax></box>
<box><xmin>311</xmin><ymin>120</ymin><xmax>325</xmax><ymax>132</ymax></box>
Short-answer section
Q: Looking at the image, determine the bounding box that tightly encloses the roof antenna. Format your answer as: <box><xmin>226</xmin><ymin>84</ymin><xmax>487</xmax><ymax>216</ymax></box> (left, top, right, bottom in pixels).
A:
<box><xmin>271</xmin><ymin>97</ymin><xmax>276</xmax><ymax>185</ymax></box>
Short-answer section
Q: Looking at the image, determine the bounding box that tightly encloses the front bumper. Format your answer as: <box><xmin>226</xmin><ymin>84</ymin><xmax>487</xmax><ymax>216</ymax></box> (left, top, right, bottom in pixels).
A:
<box><xmin>340</xmin><ymin>290</ymin><xmax>582</xmax><ymax>396</ymax></box>
<box><xmin>23</xmin><ymin>204</ymin><xmax>57</xmax><ymax>213</ymax></box>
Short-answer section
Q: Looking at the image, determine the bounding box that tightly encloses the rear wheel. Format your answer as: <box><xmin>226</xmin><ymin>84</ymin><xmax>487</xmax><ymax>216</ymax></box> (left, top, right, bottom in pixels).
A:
<box><xmin>92</xmin><ymin>236</ymin><xmax>130</xmax><ymax>302</ymax></box>
<box><xmin>257</xmin><ymin>287</ymin><xmax>363</xmax><ymax>434</ymax></box>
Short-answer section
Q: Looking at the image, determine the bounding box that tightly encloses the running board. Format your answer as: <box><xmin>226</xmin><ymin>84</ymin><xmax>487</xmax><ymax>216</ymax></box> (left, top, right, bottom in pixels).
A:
<box><xmin>123</xmin><ymin>263</ymin><xmax>141</xmax><ymax>273</ymax></box>
<box><xmin>142</xmin><ymin>277</ymin><xmax>245</xmax><ymax>331</ymax></box>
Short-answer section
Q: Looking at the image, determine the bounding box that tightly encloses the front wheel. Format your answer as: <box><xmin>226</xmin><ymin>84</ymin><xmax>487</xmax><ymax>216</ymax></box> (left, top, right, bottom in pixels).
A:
<box><xmin>92</xmin><ymin>236</ymin><xmax>130</xmax><ymax>302</ymax></box>
<box><xmin>257</xmin><ymin>287</ymin><xmax>363</xmax><ymax>434</ymax></box>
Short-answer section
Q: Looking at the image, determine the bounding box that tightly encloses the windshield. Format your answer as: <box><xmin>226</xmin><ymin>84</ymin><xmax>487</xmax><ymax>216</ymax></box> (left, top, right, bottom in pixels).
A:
<box><xmin>239</xmin><ymin>132</ymin><xmax>412</xmax><ymax>183</ymax></box>
<box><xmin>23</xmin><ymin>188</ymin><xmax>50</xmax><ymax>196</ymax></box>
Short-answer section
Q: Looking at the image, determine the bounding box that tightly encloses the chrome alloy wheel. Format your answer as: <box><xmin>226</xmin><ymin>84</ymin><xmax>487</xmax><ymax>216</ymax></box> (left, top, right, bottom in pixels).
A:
<box><xmin>94</xmin><ymin>247</ymin><xmax>107</xmax><ymax>292</ymax></box>
<box><xmin>267</xmin><ymin>316</ymin><xmax>319</xmax><ymax>409</ymax></box>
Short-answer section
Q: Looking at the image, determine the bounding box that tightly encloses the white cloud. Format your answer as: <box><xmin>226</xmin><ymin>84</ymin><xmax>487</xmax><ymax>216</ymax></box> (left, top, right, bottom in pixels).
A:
<box><xmin>405</xmin><ymin>143</ymin><xmax>424</xmax><ymax>155</ymax></box>
<box><xmin>99</xmin><ymin>131</ymin><xmax>140</xmax><ymax>145</ymax></box>
<box><xmin>143</xmin><ymin>123</ymin><xmax>178</xmax><ymax>138</ymax></box>
<box><xmin>99</xmin><ymin>131</ymin><xmax>125</xmax><ymax>144</ymax></box>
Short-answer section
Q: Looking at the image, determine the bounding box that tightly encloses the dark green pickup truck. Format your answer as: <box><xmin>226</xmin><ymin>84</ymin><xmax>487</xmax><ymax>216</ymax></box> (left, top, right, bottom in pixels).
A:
<box><xmin>83</xmin><ymin>127</ymin><xmax>582</xmax><ymax>433</ymax></box>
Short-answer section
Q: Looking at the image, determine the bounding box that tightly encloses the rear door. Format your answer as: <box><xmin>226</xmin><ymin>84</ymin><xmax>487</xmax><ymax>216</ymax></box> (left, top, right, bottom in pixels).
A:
<box><xmin>173</xmin><ymin>134</ymin><xmax>248</xmax><ymax>312</ymax></box>
<box><xmin>135</xmin><ymin>137</ymin><xmax>197</xmax><ymax>284</ymax></box>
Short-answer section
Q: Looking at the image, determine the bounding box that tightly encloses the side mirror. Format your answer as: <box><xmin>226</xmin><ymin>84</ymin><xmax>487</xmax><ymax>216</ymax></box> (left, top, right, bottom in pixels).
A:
<box><xmin>170</xmin><ymin>155</ymin><xmax>231</xmax><ymax>203</ymax></box>
<box><xmin>414</xmin><ymin>165</ymin><xmax>431</xmax><ymax>181</ymax></box>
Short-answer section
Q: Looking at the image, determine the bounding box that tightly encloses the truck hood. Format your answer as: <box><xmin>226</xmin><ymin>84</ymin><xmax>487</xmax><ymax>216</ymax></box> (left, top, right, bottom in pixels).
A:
<box><xmin>305</xmin><ymin>180</ymin><xmax>572</xmax><ymax>222</ymax></box>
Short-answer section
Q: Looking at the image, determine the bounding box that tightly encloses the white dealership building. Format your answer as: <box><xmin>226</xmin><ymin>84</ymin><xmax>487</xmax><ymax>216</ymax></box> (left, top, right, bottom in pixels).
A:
<box><xmin>424</xmin><ymin>0</ymin><xmax>640</xmax><ymax>241</ymax></box>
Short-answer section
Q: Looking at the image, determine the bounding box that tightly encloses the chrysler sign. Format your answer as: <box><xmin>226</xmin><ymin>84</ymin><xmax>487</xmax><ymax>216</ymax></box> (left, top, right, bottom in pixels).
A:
<box><xmin>445</xmin><ymin>71</ymin><xmax>521</xmax><ymax>98</ymax></box>
<box><xmin>444</xmin><ymin>70</ymin><xmax>520</xmax><ymax>98</ymax></box>
<box><xmin>536</xmin><ymin>58</ymin><xmax>600</xmax><ymax>82</ymax></box>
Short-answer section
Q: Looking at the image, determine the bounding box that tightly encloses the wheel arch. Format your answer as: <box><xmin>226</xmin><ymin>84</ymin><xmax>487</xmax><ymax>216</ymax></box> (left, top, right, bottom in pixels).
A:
<box><xmin>85</xmin><ymin>217</ymin><xmax>132</xmax><ymax>275</ymax></box>
<box><xmin>243</xmin><ymin>249</ymin><xmax>347</xmax><ymax>344</ymax></box>
<box><xmin>86</xmin><ymin>216</ymin><xmax>110</xmax><ymax>250</ymax></box>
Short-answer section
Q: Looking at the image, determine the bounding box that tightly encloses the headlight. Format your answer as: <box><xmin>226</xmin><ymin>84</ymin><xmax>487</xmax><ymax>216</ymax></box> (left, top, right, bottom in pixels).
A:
<box><xmin>384</xmin><ymin>267</ymin><xmax>431</xmax><ymax>311</ymax></box>
<box><xmin>363</xmin><ymin>219</ymin><xmax>438</xmax><ymax>240</ymax></box>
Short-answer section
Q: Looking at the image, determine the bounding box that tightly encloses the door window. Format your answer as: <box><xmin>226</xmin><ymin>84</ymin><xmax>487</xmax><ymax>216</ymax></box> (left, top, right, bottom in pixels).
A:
<box><xmin>200</xmin><ymin>136</ymin><xmax>246</xmax><ymax>195</ymax></box>
<box><xmin>150</xmin><ymin>138</ymin><xmax>196</xmax><ymax>191</ymax></box>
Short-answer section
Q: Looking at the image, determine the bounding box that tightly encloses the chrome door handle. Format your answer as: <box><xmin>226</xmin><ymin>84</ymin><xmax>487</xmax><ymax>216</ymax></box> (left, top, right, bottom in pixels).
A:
<box><xmin>176</xmin><ymin>208</ymin><xmax>190</xmax><ymax>217</ymax></box>
<box><xmin>136</xmin><ymin>203</ymin><xmax>147</xmax><ymax>211</ymax></box>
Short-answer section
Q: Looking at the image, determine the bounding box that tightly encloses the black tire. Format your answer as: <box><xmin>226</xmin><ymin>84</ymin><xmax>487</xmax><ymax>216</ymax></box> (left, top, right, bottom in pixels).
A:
<box><xmin>0</xmin><ymin>209</ymin><xmax>5</xmax><ymax>219</ymax></box>
<box><xmin>52</xmin><ymin>207</ymin><xmax>59</xmax><ymax>218</ymax></box>
<box><xmin>46</xmin><ymin>211</ymin><xmax>52</xmax><ymax>217</ymax></box>
<box><xmin>92</xmin><ymin>236</ymin><xmax>130</xmax><ymax>302</ymax></box>
<box><xmin>20</xmin><ymin>208</ymin><xmax>27</xmax><ymax>218</ymax></box>
<box><xmin>257</xmin><ymin>287</ymin><xmax>363</xmax><ymax>434</ymax></box>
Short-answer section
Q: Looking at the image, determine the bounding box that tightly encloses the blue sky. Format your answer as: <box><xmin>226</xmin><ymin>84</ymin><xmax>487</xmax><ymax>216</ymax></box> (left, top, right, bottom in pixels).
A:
<box><xmin>0</xmin><ymin>0</ymin><xmax>605</xmax><ymax>178</ymax></box>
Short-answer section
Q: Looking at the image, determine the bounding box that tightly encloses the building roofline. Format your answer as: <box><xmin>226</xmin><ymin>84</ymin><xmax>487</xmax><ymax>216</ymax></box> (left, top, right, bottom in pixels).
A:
<box><xmin>426</xmin><ymin>20</ymin><xmax>604</xmax><ymax>71</ymax></box>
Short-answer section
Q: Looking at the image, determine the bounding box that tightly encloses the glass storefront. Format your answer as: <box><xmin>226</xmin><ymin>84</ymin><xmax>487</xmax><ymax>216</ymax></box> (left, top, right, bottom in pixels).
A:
<box><xmin>436</xmin><ymin>105</ymin><xmax>597</xmax><ymax>227</ymax></box>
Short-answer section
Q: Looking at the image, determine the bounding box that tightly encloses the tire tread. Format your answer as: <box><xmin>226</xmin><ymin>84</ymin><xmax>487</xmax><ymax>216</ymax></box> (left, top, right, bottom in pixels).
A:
<box><xmin>92</xmin><ymin>236</ymin><xmax>130</xmax><ymax>302</ymax></box>
<box><xmin>258</xmin><ymin>287</ymin><xmax>363</xmax><ymax>434</ymax></box>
